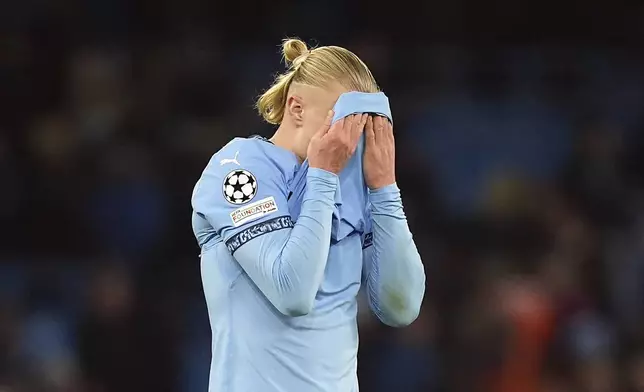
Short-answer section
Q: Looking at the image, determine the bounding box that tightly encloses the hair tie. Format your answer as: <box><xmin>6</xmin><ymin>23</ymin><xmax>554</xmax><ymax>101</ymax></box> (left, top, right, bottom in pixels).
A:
<box><xmin>291</xmin><ymin>51</ymin><xmax>311</xmax><ymax>69</ymax></box>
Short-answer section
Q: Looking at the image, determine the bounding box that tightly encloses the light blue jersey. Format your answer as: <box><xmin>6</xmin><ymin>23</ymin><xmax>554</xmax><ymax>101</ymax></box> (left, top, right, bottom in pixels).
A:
<box><xmin>191</xmin><ymin>136</ymin><xmax>425</xmax><ymax>392</ymax></box>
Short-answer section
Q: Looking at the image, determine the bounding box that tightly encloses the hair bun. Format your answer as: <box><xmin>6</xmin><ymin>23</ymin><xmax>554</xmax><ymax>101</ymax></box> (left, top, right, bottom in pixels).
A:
<box><xmin>282</xmin><ymin>38</ymin><xmax>309</xmax><ymax>65</ymax></box>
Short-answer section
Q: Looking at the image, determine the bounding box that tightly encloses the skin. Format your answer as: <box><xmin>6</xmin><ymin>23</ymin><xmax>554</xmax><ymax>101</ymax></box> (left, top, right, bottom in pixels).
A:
<box><xmin>270</xmin><ymin>81</ymin><xmax>396</xmax><ymax>189</ymax></box>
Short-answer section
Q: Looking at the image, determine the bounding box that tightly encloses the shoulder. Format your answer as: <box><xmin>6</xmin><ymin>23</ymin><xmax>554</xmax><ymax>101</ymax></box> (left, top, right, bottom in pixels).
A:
<box><xmin>192</xmin><ymin>137</ymin><xmax>297</xmax><ymax>210</ymax></box>
<box><xmin>207</xmin><ymin>137</ymin><xmax>295</xmax><ymax>180</ymax></box>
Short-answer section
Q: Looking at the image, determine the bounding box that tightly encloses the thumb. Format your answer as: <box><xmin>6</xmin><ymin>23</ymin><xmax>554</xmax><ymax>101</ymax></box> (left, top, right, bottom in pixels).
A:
<box><xmin>316</xmin><ymin>110</ymin><xmax>335</xmax><ymax>138</ymax></box>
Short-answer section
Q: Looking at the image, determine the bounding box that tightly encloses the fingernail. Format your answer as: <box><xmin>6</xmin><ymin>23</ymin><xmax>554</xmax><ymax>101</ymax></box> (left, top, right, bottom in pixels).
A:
<box><xmin>328</xmin><ymin>110</ymin><xmax>334</xmax><ymax>117</ymax></box>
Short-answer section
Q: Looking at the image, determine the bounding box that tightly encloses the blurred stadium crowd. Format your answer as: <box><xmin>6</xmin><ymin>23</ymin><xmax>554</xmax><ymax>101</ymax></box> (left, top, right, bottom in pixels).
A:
<box><xmin>2</xmin><ymin>0</ymin><xmax>644</xmax><ymax>391</ymax></box>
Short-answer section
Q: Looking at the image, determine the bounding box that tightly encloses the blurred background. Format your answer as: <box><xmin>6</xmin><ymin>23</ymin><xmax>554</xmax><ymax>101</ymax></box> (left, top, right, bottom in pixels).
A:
<box><xmin>2</xmin><ymin>0</ymin><xmax>644</xmax><ymax>391</ymax></box>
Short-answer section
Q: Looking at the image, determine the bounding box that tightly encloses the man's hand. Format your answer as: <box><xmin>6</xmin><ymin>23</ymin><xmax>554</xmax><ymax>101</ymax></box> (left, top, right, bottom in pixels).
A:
<box><xmin>363</xmin><ymin>116</ymin><xmax>396</xmax><ymax>189</ymax></box>
<box><xmin>308</xmin><ymin>112</ymin><xmax>368</xmax><ymax>174</ymax></box>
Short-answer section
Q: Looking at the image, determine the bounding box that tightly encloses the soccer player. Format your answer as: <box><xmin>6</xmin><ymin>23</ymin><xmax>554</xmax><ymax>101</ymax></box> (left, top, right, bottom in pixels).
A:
<box><xmin>191</xmin><ymin>38</ymin><xmax>425</xmax><ymax>392</ymax></box>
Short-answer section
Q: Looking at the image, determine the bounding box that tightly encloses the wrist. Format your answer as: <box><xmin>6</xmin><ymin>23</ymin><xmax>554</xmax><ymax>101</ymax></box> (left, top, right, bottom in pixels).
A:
<box><xmin>367</xmin><ymin>177</ymin><xmax>396</xmax><ymax>190</ymax></box>
<box><xmin>307</xmin><ymin>167</ymin><xmax>338</xmax><ymax>184</ymax></box>
<box><xmin>369</xmin><ymin>183</ymin><xmax>402</xmax><ymax>212</ymax></box>
<box><xmin>306</xmin><ymin>168</ymin><xmax>338</xmax><ymax>205</ymax></box>
<box><xmin>369</xmin><ymin>183</ymin><xmax>399</xmax><ymax>195</ymax></box>
<box><xmin>310</xmin><ymin>162</ymin><xmax>341</xmax><ymax>175</ymax></box>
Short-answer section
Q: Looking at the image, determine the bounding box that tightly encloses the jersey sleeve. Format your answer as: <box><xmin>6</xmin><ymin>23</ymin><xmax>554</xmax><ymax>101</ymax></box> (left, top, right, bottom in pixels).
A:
<box><xmin>360</xmin><ymin>184</ymin><xmax>426</xmax><ymax>327</ymax></box>
<box><xmin>192</xmin><ymin>151</ymin><xmax>292</xmax><ymax>249</ymax></box>
<box><xmin>193</xmin><ymin>148</ymin><xmax>339</xmax><ymax>317</ymax></box>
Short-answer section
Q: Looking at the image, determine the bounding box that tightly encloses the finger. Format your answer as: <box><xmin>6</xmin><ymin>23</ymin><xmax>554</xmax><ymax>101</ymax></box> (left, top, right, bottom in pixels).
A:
<box><xmin>365</xmin><ymin>116</ymin><xmax>375</xmax><ymax>148</ymax></box>
<box><xmin>348</xmin><ymin>114</ymin><xmax>363</xmax><ymax>140</ymax></box>
<box><xmin>333</xmin><ymin>116</ymin><xmax>354</xmax><ymax>143</ymax></box>
<box><xmin>379</xmin><ymin>116</ymin><xmax>389</xmax><ymax>132</ymax></box>
<box><xmin>327</xmin><ymin>117</ymin><xmax>344</xmax><ymax>138</ymax></box>
<box><xmin>316</xmin><ymin>110</ymin><xmax>335</xmax><ymax>138</ymax></box>
<box><xmin>342</xmin><ymin>114</ymin><xmax>355</xmax><ymax>133</ymax></box>
<box><xmin>351</xmin><ymin>113</ymin><xmax>367</xmax><ymax>145</ymax></box>
<box><xmin>385</xmin><ymin>119</ymin><xmax>395</xmax><ymax>142</ymax></box>
<box><xmin>348</xmin><ymin>114</ymin><xmax>366</xmax><ymax>153</ymax></box>
<box><xmin>349</xmin><ymin>114</ymin><xmax>366</xmax><ymax>147</ymax></box>
<box><xmin>324</xmin><ymin>110</ymin><xmax>334</xmax><ymax>128</ymax></box>
<box><xmin>373</xmin><ymin>116</ymin><xmax>383</xmax><ymax>143</ymax></box>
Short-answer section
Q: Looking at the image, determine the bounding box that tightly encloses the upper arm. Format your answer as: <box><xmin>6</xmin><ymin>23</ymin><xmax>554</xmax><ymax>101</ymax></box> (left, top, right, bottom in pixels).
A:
<box><xmin>194</xmin><ymin>149</ymin><xmax>317</xmax><ymax>315</ymax></box>
<box><xmin>192</xmin><ymin>151</ymin><xmax>292</xmax><ymax>252</ymax></box>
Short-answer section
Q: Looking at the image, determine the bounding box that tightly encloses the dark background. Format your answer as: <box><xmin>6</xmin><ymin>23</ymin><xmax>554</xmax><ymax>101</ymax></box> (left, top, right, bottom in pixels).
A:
<box><xmin>2</xmin><ymin>0</ymin><xmax>644</xmax><ymax>391</ymax></box>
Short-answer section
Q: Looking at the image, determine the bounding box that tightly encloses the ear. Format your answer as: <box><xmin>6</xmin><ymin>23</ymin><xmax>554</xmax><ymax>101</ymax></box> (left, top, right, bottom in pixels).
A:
<box><xmin>286</xmin><ymin>95</ymin><xmax>304</xmax><ymax>127</ymax></box>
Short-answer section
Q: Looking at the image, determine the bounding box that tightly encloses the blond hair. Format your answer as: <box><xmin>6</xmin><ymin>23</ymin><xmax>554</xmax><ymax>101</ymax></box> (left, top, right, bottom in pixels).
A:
<box><xmin>256</xmin><ymin>38</ymin><xmax>379</xmax><ymax>125</ymax></box>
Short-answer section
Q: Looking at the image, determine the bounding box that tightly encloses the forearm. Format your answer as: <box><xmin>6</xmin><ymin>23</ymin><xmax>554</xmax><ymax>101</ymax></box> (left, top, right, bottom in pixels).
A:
<box><xmin>365</xmin><ymin>184</ymin><xmax>425</xmax><ymax>326</ymax></box>
<box><xmin>233</xmin><ymin>168</ymin><xmax>337</xmax><ymax>316</ymax></box>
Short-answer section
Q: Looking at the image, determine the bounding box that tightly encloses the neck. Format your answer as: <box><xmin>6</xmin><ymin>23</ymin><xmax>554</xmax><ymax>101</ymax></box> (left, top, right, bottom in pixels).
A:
<box><xmin>270</xmin><ymin>125</ymin><xmax>305</xmax><ymax>163</ymax></box>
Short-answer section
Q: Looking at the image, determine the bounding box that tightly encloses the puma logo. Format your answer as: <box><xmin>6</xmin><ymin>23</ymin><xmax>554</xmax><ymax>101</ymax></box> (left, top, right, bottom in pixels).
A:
<box><xmin>220</xmin><ymin>151</ymin><xmax>240</xmax><ymax>166</ymax></box>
